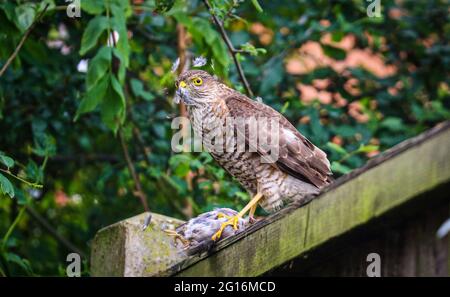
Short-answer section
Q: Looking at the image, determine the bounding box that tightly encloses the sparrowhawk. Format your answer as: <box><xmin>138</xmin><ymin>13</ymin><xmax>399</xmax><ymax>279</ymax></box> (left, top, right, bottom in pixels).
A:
<box><xmin>173</xmin><ymin>70</ymin><xmax>332</xmax><ymax>241</ymax></box>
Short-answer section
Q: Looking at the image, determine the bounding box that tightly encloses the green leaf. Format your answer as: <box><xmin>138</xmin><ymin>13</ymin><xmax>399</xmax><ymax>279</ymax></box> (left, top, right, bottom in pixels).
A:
<box><xmin>235</xmin><ymin>191</ymin><xmax>250</xmax><ymax>201</ymax></box>
<box><xmin>81</xmin><ymin>0</ymin><xmax>105</xmax><ymax>14</ymax></box>
<box><xmin>326</xmin><ymin>142</ymin><xmax>347</xmax><ymax>155</ymax></box>
<box><xmin>86</xmin><ymin>47</ymin><xmax>112</xmax><ymax>88</ymax></box>
<box><xmin>356</xmin><ymin>144</ymin><xmax>379</xmax><ymax>153</ymax></box>
<box><xmin>155</xmin><ymin>0</ymin><xmax>175</xmax><ymax>13</ymax></box>
<box><xmin>111</xmin><ymin>48</ymin><xmax>127</xmax><ymax>83</ymax></box>
<box><xmin>25</xmin><ymin>160</ymin><xmax>43</xmax><ymax>184</ymax></box>
<box><xmin>130</xmin><ymin>78</ymin><xmax>154</xmax><ymax>101</ymax></box>
<box><xmin>0</xmin><ymin>154</ymin><xmax>14</xmax><ymax>169</ymax></box>
<box><xmin>331</xmin><ymin>31</ymin><xmax>344</xmax><ymax>42</ymax></box>
<box><xmin>380</xmin><ymin>117</ymin><xmax>405</xmax><ymax>132</ymax></box>
<box><xmin>240</xmin><ymin>42</ymin><xmax>266</xmax><ymax>56</ymax></box>
<box><xmin>175</xmin><ymin>162</ymin><xmax>190</xmax><ymax>177</ymax></box>
<box><xmin>100</xmin><ymin>75</ymin><xmax>126</xmax><ymax>133</ymax></box>
<box><xmin>5</xmin><ymin>252</ymin><xmax>33</xmax><ymax>275</ymax></box>
<box><xmin>0</xmin><ymin>173</ymin><xmax>14</xmax><ymax>198</ymax></box>
<box><xmin>32</xmin><ymin>133</ymin><xmax>56</xmax><ymax>157</ymax></box>
<box><xmin>331</xmin><ymin>162</ymin><xmax>352</xmax><ymax>175</ymax></box>
<box><xmin>169</xmin><ymin>154</ymin><xmax>192</xmax><ymax>177</ymax></box>
<box><xmin>250</xmin><ymin>0</ymin><xmax>263</xmax><ymax>13</ymax></box>
<box><xmin>280</xmin><ymin>101</ymin><xmax>290</xmax><ymax>114</ymax></box>
<box><xmin>76</xmin><ymin>74</ymin><xmax>110</xmax><ymax>119</ymax></box>
<box><xmin>15</xmin><ymin>189</ymin><xmax>28</xmax><ymax>205</ymax></box>
<box><xmin>15</xmin><ymin>3</ymin><xmax>35</xmax><ymax>32</ymax></box>
<box><xmin>1</xmin><ymin>2</ymin><xmax>17</xmax><ymax>24</ymax></box>
<box><xmin>37</xmin><ymin>0</ymin><xmax>55</xmax><ymax>14</ymax></box>
<box><xmin>322</xmin><ymin>44</ymin><xmax>347</xmax><ymax>60</ymax></box>
<box><xmin>259</xmin><ymin>58</ymin><xmax>283</xmax><ymax>94</ymax></box>
<box><xmin>110</xmin><ymin>14</ymin><xmax>130</xmax><ymax>67</ymax></box>
<box><xmin>79</xmin><ymin>16</ymin><xmax>109</xmax><ymax>56</ymax></box>
<box><xmin>110</xmin><ymin>0</ymin><xmax>132</xmax><ymax>16</ymax></box>
<box><xmin>183</xmin><ymin>17</ymin><xmax>230</xmax><ymax>76</ymax></box>
<box><xmin>22</xmin><ymin>39</ymin><xmax>49</xmax><ymax>66</ymax></box>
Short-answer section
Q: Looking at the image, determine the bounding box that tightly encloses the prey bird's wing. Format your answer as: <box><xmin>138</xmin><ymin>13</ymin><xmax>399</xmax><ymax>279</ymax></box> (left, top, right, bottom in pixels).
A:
<box><xmin>225</xmin><ymin>94</ymin><xmax>332</xmax><ymax>188</ymax></box>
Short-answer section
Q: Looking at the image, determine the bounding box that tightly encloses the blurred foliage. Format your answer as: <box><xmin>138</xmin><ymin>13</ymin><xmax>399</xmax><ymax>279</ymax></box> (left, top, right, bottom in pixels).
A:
<box><xmin>0</xmin><ymin>0</ymin><xmax>449</xmax><ymax>275</ymax></box>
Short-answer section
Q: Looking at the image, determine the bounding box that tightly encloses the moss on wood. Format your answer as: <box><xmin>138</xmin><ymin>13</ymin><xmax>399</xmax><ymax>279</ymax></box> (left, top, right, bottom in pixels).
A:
<box><xmin>90</xmin><ymin>121</ymin><xmax>450</xmax><ymax>276</ymax></box>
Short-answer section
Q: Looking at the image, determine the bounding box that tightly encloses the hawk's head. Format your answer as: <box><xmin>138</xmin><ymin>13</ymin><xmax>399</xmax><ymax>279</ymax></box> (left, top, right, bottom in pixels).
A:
<box><xmin>174</xmin><ymin>70</ymin><xmax>219</xmax><ymax>107</ymax></box>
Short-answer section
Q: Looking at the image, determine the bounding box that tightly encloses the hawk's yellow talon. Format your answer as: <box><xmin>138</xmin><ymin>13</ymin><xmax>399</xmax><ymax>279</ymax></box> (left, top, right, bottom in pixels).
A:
<box><xmin>211</xmin><ymin>215</ymin><xmax>240</xmax><ymax>241</ymax></box>
<box><xmin>216</xmin><ymin>213</ymin><xmax>231</xmax><ymax>219</ymax></box>
<box><xmin>212</xmin><ymin>193</ymin><xmax>264</xmax><ymax>241</ymax></box>
<box><xmin>211</xmin><ymin>229</ymin><xmax>222</xmax><ymax>241</ymax></box>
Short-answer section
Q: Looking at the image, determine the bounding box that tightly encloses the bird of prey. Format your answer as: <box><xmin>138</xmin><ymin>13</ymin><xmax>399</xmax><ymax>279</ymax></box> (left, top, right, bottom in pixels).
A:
<box><xmin>173</xmin><ymin>70</ymin><xmax>332</xmax><ymax>241</ymax></box>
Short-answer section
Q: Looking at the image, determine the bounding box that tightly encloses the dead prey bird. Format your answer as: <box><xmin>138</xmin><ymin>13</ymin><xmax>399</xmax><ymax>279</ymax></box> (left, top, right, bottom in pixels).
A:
<box><xmin>165</xmin><ymin>208</ymin><xmax>249</xmax><ymax>255</ymax></box>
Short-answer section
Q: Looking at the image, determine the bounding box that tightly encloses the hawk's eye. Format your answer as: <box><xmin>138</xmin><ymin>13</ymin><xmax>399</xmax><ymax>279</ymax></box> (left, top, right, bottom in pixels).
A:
<box><xmin>192</xmin><ymin>77</ymin><xmax>203</xmax><ymax>86</ymax></box>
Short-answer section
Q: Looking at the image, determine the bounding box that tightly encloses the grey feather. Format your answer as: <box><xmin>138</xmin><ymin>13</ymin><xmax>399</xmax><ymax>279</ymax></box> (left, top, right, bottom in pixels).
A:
<box><xmin>172</xmin><ymin>208</ymin><xmax>249</xmax><ymax>255</ymax></box>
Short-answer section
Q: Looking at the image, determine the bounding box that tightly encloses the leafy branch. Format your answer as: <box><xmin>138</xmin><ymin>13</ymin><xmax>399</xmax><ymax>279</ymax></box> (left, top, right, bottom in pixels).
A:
<box><xmin>0</xmin><ymin>153</ymin><xmax>43</xmax><ymax>198</ymax></box>
<box><xmin>0</xmin><ymin>3</ymin><xmax>49</xmax><ymax>77</ymax></box>
<box><xmin>1</xmin><ymin>205</ymin><xmax>27</xmax><ymax>250</ymax></box>
<box><xmin>202</xmin><ymin>0</ymin><xmax>255</xmax><ymax>97</ymax></box>
<box><xmin>0</xmin><ymin>168</ymin><xmax>43</xmax><ymax>189</ymax></box>
<box><xmin>118</xmin><ymin>128</ymin><xmax>150</xmax><ymax>212</ymax></box>
<box><xmin>327</xmin><ymin>142</ymin><xmax>379</xmax><ymax>174</ymax></box>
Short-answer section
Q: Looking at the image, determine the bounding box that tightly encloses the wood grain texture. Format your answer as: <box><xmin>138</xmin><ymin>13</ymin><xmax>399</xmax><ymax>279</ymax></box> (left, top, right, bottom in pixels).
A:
<box><xmin>269</xmin><ymin>194</ymin><xmax>449</xmax><ymax>276</ymax></box>
<box><xmin>172</xmin><ymin>122</ymin><xmax>450</xmax><ymax>276</ymax></box>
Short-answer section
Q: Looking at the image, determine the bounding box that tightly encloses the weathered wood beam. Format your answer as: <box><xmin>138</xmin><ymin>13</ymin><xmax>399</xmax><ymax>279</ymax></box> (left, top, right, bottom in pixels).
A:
<box><xmin>90</xmin><ymin>121</ymin><xmax>450</xmax><ymax>276</ymax></box>
<box><xmin>90</xmin><ymin>213</ymin><xmax>185</xmax><ymax>276</ymax></box>
<box><xmin>172</xmin><ymin>121</ymin><xmax>450</xmax><ymax>276</ymax></box>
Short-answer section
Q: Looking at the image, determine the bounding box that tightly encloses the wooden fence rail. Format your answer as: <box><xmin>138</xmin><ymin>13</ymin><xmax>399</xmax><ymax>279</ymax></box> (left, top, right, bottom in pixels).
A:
<box><xmin>91</xmin><ymin>121</ymin><xmax>450</xmax><ymax>276</ymax></box>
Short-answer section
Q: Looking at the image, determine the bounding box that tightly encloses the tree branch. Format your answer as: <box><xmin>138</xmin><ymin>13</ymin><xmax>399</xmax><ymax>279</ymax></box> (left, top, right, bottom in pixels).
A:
<box><xmin>132</xmin><ymin>126</ymin><xmax>152</xmax><ymax>166</ymax></box>
<box><xmin>177</xmin><ymin>24</ymin><xmax>189</xmax><ymax>118</ymax></box>
<box><xmin>25</xmin><ymin>205</ymin><xmax>87</xmax><ymax>259</ymax></box>
<box><xmin>0</xmin><ymin>4</ymin><xmax>49</xmax><ymax>77</ymax></box>
<box><xmin>202</xmin><ymin>0</ymin><xmax>254</xmax><ymax>98</ymax></box>
<box><xmin>49</xmin><ymin>154</ymin><xmax>120</xmax><ymax>163</ymax></box>
<box><xmin>109</xmin><ymin>12</ymin><xmax>150</xmax><ymax>214</ymax></box>
<box><xmin>118</xmin><ymin>129</ymin><xmax>150</xmax><ymax>212</ymax></box>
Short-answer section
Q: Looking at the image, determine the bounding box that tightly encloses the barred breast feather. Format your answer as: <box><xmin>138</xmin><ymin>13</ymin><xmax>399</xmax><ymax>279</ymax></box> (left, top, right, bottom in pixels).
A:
<box><xmin>188</xmin><ymin>87</ymin><xmax>332</xmax><ymax>212</ymax></box>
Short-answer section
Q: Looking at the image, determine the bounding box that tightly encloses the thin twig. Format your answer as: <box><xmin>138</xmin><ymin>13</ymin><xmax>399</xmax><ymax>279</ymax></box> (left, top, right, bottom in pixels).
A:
<box><xmin>0</xmin><ymin>264</ymin><xmax>5</xmax><ymax>277</ymax></box>
<box><xmin>0</xmin><ymin>168</ymin><xmax>43</xmax><ymax>189</ymax></box>
<box><xmin>2</xmin><ymin>206</ymin><xmax>27</xmax><ymax>250</ymax></box>
<box><xmin>202</xmin><ymin>0</ymin><xmax>254</xmax><ymax>97</ymax></box>
<box><xmin>176</xmin><ymin>23</ymin><xmax>194</xmax><ymax>155</ymax></box>
<box><xmin>118</xmin><ymin>129</ymin><xmax>150</xmax><ymax>212</ymax></box>
<box><xmin>25</xmin><ymin>205</ymin><xmax>87</xmax><ymax>259</ymax></box>
<box><xmin>109</xmin><ymin>7</ymin><xmax>150</xmax><ymax>214</ymax></box>
<box><xmin>176</xmin><ymin>24</ymin><xmax>189</xmax><ymax>118</ymax></box>
<box><xmin>132</xmin><ymin>126</ymin><xmax>152</xmax><ymax>166</ymax></box>
<box><xmin>0</xmin><ymin>4</ymin><xmax>49</xmax><ymax>77</ymax></box>
<box><xmin>44</xmin><ymin>154</ymin><xmax>120</xmax><ymax>164</ymax></box>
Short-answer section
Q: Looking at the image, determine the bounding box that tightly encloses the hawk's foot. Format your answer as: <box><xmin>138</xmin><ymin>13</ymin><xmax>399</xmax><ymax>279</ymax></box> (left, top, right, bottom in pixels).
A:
<box><xmin>211</xmin><ymin>215</ymin><xmax>240</xmax><ymax>241</ymax></box>
<box><xmin>216</xmin><ymin>212</ymin><xmax>233</xmax><ymax>220</ymax></box>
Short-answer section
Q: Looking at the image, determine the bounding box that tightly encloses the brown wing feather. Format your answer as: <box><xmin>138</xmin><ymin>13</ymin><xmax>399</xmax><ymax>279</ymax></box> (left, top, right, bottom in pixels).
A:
<box><xmin>225</xmin><ymin>93</ymin><xmax>332</xmax><ymax>188</ymax></box>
